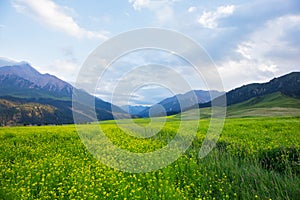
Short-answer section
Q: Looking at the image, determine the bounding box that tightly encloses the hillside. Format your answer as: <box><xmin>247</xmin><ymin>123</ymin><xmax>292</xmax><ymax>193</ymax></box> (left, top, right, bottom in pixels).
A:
<box><xmin>0</xmin><ymin>98</ymin><xmax>69</xmax><ymax>126</ymax></box>
<box><xmin>226</xmin><ymin>92</ymin><xmax>300</xmax><ymax>118</ymax></box>
<box><xmin>225</xmin><ymin>72</ymin><xmax>300</xmax><ymax>105</ymax></box>
<box><xmin>229</xmin><ymin>92</ymin><xmax>300</xmax><ymax>110</ymax></box>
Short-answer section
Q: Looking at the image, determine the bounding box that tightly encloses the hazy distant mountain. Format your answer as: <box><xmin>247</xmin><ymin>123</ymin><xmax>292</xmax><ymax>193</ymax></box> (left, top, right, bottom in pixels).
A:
<box><xmin>0</xmin><ymin>59</ymin><xmax>129</xmax><ymax>125</ymax></box>
<box><xmin>121</xmin><ymin>105</ymin><xmax>149</xmax><ymax>116</ymax></box>
<box><xmin>138</xmin><ymin>90</ymin><xmax>223</xmax><ymax>117</ymax></box>
<box><xmin>196</xmin><ymin>72</ymin><xmax>300</xmax><ymax>109</ymax></box>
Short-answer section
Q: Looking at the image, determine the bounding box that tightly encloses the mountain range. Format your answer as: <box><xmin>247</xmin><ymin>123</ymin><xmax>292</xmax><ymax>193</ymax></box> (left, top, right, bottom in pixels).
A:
<box><xmin>0</xmin><ymin>58</ymin><xmax>299</xmax><ymax>125</ymax></box>
<box><xmin>0</xmin><ymin>60</ymin><xmax>129</xmax><ymax>126</ymax></box>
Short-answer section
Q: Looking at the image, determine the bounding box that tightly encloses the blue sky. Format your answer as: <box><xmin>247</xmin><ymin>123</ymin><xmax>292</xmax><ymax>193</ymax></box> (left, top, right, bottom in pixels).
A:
<box><xmin>0</xmin><ymin>0</ymin><xmax>299</xmax><ymax>105</ymax></box>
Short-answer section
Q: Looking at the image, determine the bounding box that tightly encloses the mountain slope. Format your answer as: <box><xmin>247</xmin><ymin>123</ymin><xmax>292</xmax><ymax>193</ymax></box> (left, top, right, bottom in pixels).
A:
<box><xmin>138</xmin><ymin>90</ymin><xmax>223</xmax><ymax>117</ymax></box>
<box><xmin>229</xmin><ymin>92</ymin><xmax>300</xmax><ymax>109</ymax></box>
<box><xmin>0</xmin><ymin>98</ymin><xmax>69</xmax><ymax>126</ymax></box>
<box><xmin>0</xmin><ymin>60</ymin><xmax>129</xmax><ymax>125</ymax></box>
<box><xmin>226</xmin><ymin>72</ymin><xmax>300</xmax><ymax>105</ymax></box>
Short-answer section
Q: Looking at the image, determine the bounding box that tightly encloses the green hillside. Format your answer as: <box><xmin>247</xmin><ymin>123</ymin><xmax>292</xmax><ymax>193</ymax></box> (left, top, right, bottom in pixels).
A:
<box><xmin>227</xmin><ymin>92</ymin><xmax>300</xmax><ymax>117</ymax></box>
<box><xmin>229</xmin><ymin>92</ymin><xmax>300</xmax><ymax>109</ymax></box>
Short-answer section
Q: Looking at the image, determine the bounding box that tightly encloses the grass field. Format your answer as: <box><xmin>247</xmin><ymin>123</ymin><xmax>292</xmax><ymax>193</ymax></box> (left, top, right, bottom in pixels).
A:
<box><xmin>0</xmin><ymin>116</ymin><xmax>300</xmax><ymax>199</ymax></box>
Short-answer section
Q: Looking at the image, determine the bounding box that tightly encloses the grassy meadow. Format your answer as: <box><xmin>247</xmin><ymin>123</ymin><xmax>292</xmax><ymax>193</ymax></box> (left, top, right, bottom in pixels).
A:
<box><xmin>0</xmin><ymin>115</ymin><xmax>299</xmax><ymax>199</ymax></box>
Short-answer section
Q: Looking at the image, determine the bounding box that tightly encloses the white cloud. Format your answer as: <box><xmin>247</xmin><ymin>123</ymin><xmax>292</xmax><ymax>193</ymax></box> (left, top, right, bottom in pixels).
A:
<box><xmin>12</xmin><ymin>0</ymin><xmax>108</xmax><ymax>40</ymax></box>
<box><xmin>198</xmin><ymin>5</ymin><xmax>235</xmax><ymax>29</ymax></box>
<box><xmin>255</xmin><ymin>15</ymin><xmax>298</xmax><ymax>56</ymax></box>
<box><xmin>128</xmin><ymin>0</ymin><xmax>174</xmax><ymax>25</ymax></box>
<box><xmin>236</xmin><ymin>42</ymin><xmax>253</xmax><ymax>60</ymax></box>
<box><xmin>218</xmin><ymin>59</ymin><xmax>278</xmax><ymax>91</ymax></box>
<box><xmin>36</xmin><ymin>59</ymin><xmax>80</xmax><ymax>83</ymax></box>
<box><xmin>235</xmin><ymin>15</ymin><xmax>300</xmax><ymax>66</ymax></box>
<box><xmin>188</xmin><ymin>6</ymin><xmax>197</xmax><ymax>13</ymax></box>
<box><xmin>128</xmin><ymin>0</ymin><xmax>150</xmax><ymax>11</ymax></box>
<box><xmin>217</xmin><ymin>14</ymin><xmax>300</xmax><ymax>91</ymax></box>
<box><xmin>156</xmin><ymin>5</ymin><xmax>174</xmax><ymax>24</ymax></box>
<box><xmin>258</xmin><ymin>63</ymin><xmax>278</xmax><ymax>73</ymax></box>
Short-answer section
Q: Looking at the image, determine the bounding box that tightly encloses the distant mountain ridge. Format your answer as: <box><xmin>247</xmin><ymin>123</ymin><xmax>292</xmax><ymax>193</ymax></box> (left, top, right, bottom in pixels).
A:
<box><xmin>121</xmin><ymin>105</ymin><xmax>150</xmax><ymax>116</ymax></box>
<box><xmin>138</xmin><ymin>90</ymin><xmax>223</xmax><ymax>117</ymax></box>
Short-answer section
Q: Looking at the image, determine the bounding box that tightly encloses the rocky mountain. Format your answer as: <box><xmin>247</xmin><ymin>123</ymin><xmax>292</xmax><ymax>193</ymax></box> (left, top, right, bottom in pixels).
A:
<box><xmin>0</xmin><ymin>60</ymin><xmax>129</xmax><ymax>126</ymax></box>
<box><xmin>0</xmin><ymin>61</ymin><xmax>72</xmax><ymax>99</ymax></box>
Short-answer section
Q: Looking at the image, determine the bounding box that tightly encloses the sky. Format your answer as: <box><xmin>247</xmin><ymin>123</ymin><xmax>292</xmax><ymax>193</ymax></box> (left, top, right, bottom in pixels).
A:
<box><xmin>0</xmin><ymin>0</ymin><xmax>299</xmax><ymax>106</ymax></box>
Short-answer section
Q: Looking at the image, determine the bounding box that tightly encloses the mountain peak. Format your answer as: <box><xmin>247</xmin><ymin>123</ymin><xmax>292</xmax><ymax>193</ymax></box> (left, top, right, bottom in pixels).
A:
<box><xmin>0</xmin><ymin>57</ymin><xmax>32</xmax><ymax>68</ymax></box>
<box><xmin>0</xmin><ymin>61</ymin><xmax>41</xmax><ymax>79</ymax></box>
<box><xmin>0</xmin><ymin>57</ymin><xmax>18</xmax><ymax>67</ymax></box>
<box><xmin>0</xmin><ymin>60</ymin><xmax>72</xmax><ymax>99</ymax></box>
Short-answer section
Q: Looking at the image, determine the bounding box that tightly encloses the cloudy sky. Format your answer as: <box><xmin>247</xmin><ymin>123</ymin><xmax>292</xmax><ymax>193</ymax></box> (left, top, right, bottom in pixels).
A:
<box><xmin>0</xmin><ymin>0</ymin><xmax>299</xmax><ymax>106</ymax></box>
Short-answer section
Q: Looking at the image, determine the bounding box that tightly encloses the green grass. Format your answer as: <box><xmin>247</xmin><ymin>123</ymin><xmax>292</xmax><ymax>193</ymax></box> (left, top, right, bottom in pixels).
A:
<box><xmin>0</xmin><ymin>117</ymin><xmax>299</xmax><ymax>199</ymax></box>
